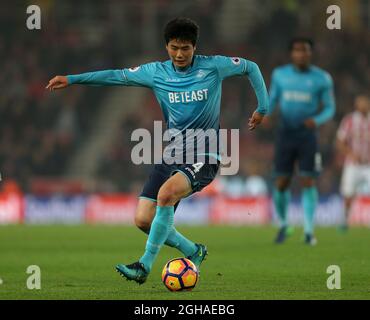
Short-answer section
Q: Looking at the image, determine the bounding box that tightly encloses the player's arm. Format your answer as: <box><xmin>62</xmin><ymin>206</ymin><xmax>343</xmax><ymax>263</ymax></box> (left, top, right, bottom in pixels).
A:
<box><xmin>310</xmin><ymin>73</ymin><xmax>336</xmax><ymax>127</ymax></box>
<box><xmin>245</xmin><ymin>60</ymin><xmax>269</xmax><ymax>130</ymax></box>
<box><xmin>46</xmin><ymin>70</ymin><xmax>125</xmax><ymax>90</ymax></box>
<box><xmin>214</xmin><ymin>56</ymin><xmax>269</xmax><ymax>130</ymax></box>
<box><xmin>268</xmin><ymin>69</ymin><xmax>280</xmax><ymax>114</ymax></box>
<box><xmin>46</xmin><ymin>63</ymin><xmax>157</xmax><ymax>91</ymax></box>
<box><xmin>245</xmin><ymin>60</ymin><xmax>269</xmax><ymax>115</ymax></box>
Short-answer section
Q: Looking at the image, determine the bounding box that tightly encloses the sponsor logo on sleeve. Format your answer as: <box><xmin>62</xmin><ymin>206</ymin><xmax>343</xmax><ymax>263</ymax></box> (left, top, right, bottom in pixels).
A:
<box><xmin>128</xmin><ymin>66</ymin><xmax>140</xmax><ymax>72</ymax></box>
<box><xmin>231</xmin><ymin>57</ymin><xmax>241</xmax><ymax>65</ymax></box>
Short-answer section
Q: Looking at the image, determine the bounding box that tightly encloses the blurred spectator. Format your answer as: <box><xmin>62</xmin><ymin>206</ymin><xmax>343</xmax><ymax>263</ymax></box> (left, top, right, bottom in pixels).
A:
<box><xmin>96</xmin><ymin>1</ymin><xmax>369</xmax><ymax>195</ymax></box>
<box><xmin>1</xmin><ymin>1</ymin><xmax>369</xmax><ymax>196</ymax></box>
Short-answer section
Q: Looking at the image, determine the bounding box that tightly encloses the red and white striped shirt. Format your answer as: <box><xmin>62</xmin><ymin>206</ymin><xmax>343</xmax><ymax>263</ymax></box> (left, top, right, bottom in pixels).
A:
<box><xmin>337</xmin><ymin>111</ymin><xmax>370</xmax><ymax>165</ymax></box>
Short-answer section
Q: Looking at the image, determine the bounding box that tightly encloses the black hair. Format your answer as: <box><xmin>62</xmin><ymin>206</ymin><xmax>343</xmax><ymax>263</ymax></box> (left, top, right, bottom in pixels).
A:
<box><xmin>164</xmin><ymin>17</ymin><xmax>199</xmax><ymax>46</ymax></box>
<box><xmin>289</xmin><ymin>37</ymin><xmax>314</xmax><ymax>51</ymax></box>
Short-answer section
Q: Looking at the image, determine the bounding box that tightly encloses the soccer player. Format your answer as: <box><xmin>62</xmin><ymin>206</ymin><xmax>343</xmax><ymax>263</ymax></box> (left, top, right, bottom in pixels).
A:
<box><xmin>46</xmin><ymin>18</ymin><xmax>269</xmax><ymax>283</ymax></box>
<box><xmin>336</xmin><ymin>94</ymin><xmax>370</xmax><ymax>231</ymax></box>
<box><xmin>269</xmin><ymin>37</ymin><xmax>336</xmax><ymax>245</ymax></box>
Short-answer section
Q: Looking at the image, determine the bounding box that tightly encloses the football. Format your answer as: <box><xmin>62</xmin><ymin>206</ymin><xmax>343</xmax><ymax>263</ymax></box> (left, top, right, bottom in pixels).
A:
<box><xmin>161</xmin><ymin>258</ymin><xmax>199</xmax><ymax>291</ymax></box>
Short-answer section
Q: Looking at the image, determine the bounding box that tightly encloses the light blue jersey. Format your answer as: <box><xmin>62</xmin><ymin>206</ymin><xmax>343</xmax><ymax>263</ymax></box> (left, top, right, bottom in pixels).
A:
<box><xmin>67</xmin><ymin>55</ymin><xmax>269</xmax><ymax>162</ymax></box>
<box><xmin>269</xmin><ymin>64</ymin><xmax>335</xmax><ymax>130</ymax></box>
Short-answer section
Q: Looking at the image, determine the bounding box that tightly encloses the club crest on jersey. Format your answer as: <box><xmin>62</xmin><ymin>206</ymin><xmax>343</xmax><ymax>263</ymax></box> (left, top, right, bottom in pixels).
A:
<box><xmin>231</xmin><ymin>57</ymin><xmax>241</xmax><ymax>65</ymax></box>
<box><xmin>196</xmin><ymin>70</ymin><xmax>206</xmax><ymax>78</ymax></box>
<box><xmin>129</xmin><ymin>66</ymin><xmax>140</xmax><ymax>72</ymax></box>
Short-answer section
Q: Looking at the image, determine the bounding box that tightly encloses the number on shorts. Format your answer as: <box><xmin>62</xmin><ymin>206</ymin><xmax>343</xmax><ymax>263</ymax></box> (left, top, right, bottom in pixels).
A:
<box><xmin>192</xmin><ymin>162</ymin><xmax>204</xmax><ymax>173</ymax></box>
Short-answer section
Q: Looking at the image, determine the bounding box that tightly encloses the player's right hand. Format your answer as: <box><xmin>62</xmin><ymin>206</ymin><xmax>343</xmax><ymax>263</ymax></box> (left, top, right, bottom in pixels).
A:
<box><xmin>248</xmin><ymin>111</ymin><xmax>264</xmax><ymax>131</ymax></box>
<box><xmin>46</xmin><ymin>75</ymin><xmax>69</xmax><ymax>91</ymax></box>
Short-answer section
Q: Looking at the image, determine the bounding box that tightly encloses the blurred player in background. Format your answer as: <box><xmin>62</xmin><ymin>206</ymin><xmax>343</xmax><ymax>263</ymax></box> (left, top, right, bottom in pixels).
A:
<box><xmin>269</xmin><ymin>38</ymin><xmax>336</xmax><ymax>245</ymax></box>
<box><xmin>46</xmin><ymin>18</ymin><xmax>269</xmax><ymax>284</ymax></box>
<box><xmin>336</xmin><ymin>94</ymin><xmax>370</xmax><ymax>231</ymax></box>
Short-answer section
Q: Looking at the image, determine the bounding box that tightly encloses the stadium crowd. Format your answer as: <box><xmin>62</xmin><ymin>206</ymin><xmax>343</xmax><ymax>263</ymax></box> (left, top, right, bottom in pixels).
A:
<box><xmin>1</xmin><ymin>1</ymin><xmax>369</xmax><ymax>196</ymax></box>
<box><xmin>0</xmin><ymin>1</ymin><xmax>125</xmax><ymax>190</ymax></box>
<box><xmin>95</xmin><ymin>2</ymin><xmax>370</xmax><ymax>196</ymax></box>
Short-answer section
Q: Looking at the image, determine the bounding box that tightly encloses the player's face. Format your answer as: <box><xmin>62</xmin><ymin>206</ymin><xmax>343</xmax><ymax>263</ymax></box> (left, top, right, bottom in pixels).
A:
<box><xmin>166</xmin><ymin>39</ymin><xmax>196</xmax><ymax>69</ymax></box>
<box><xmin>291</xmin><ymin>42</ymin><xmax>312</xmax><ymax>69</ymax></box>
<box><xmin>355</xmin><ymin>96</ymin><xmax>370</xmax><ymax>115</ymax></box>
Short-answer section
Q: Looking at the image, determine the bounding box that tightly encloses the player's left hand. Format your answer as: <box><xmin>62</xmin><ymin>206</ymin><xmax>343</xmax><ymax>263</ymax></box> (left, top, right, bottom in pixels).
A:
<box><xmin>248</xmin><ymin>111</ymin><xmax>264</xmax><ymax>131</ymax></box>
<box><xmin>45</xmin><ymin>75</ymin><xmax>69</xmax><ymax>91</ymax></box>
<box><xmin>304</xmin><ymin>118</ymin><xmax>316</xmax><ymax>129</ymax></box>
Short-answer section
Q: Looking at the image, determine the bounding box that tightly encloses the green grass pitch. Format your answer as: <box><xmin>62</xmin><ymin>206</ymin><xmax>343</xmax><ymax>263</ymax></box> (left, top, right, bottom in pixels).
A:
<box><xmin>0</xmin><ymin>225</ymin><xmax>369</xmax><ymax>300</ymax></box>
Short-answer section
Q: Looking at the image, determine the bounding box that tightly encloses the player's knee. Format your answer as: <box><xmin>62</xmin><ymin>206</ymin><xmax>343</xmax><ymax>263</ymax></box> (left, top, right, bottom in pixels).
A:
<box><xmin>157</xmin><ymin>187</ymin><xmax>177</xmax><ymax>206</ymax></box>
<box><xmin>134</xmin><ymin>215</ymin><xmax>151</xmax><ymax>232</ymax></box>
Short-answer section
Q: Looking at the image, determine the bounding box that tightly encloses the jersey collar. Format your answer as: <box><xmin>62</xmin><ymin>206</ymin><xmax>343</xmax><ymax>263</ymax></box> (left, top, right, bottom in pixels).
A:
<box><xmin>291</xmin><ymin>63</ymin><xmax>312</xmax><ymax>73</ymax></box>
<box><xmin>172</xmin><ymin>56</ymin><xmax>196</xmax><ymax>73</ymax></box>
